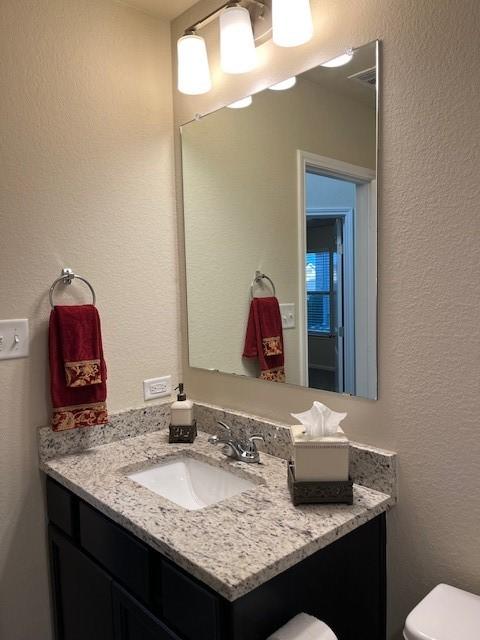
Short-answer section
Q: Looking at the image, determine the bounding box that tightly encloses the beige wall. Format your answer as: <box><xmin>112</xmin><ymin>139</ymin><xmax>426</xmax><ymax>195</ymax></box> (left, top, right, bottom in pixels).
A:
<box><xmin>182</xmin><ymin>75</ymin><xmax>375</xmax><ymax>385</ymax></box>
<box><xmin>172</xmin><ymin>1</ymin><xmax>480</xmax><ymax>638</ymax></box>
<box><xmin>0</xmin><ymin>1</ymin><xmax>177</xmax><ymax>638</ymax></box>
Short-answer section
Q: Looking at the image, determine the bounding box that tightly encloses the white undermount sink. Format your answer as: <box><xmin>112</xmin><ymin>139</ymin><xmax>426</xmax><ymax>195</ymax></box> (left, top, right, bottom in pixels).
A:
<box><xmin>127</xmin><ymin>457</ymin><xmax>256</xmax><ymax>511</ymax></box>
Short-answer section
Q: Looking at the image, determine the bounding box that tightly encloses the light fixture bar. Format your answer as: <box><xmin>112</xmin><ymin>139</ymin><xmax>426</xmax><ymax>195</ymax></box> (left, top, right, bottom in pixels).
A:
<box><xmin>185</xmin><ymin>0</ymin><xmax>265</xmax><ymax>35</ymax></box>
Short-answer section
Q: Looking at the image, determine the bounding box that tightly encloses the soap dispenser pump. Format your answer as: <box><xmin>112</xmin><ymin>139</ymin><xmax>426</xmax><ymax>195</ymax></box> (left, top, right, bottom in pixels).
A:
<box><xmin>169</xmin><ymin>383</ymin><xmax>196</xmax><ymax>443</ymax></box>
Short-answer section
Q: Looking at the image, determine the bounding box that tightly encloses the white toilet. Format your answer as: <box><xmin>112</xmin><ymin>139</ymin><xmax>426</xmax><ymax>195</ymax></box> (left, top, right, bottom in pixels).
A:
<box><xmin>404</xmin><ymin>583</ymin><xmax>480</xmax><ymax>639</ymax></box>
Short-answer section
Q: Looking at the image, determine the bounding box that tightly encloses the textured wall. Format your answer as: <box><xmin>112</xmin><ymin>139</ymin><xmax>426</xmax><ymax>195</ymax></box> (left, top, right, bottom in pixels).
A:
<box><xmin>0</xmin><ymin>1</ymin><xmax>177</xmax><ymax>638</ymax></box>
<box><xmin>182</xmin><ymin>75</ymin><xmax>375</xmax><ymax>384</ymax></box>
<box><xmin>172</xmin><ymin>1</ymin><xmax>480</xmax><ymax>637</ymax></box>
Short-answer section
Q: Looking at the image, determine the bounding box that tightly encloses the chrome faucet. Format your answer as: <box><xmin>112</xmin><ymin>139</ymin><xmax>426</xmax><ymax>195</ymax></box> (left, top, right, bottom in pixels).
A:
<box><xmin>208</xmin><ymin>421</ymin><xmax>264</xmax><ymax>464</ymax></box>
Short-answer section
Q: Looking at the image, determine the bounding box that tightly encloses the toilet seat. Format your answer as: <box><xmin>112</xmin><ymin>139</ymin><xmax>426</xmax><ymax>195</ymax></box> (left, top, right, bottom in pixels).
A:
<box><xmin>404</xmin><ymin>583</ymin><xmax>480</xmax><ymax>640</ymax></box>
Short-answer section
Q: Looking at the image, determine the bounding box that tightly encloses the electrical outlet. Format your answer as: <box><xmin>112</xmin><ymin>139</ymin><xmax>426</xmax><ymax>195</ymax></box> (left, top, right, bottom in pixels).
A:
<box><xmin>143</xmin><ymin>375</ymin><xmax>172</xmax><ymax>401</ymax></box>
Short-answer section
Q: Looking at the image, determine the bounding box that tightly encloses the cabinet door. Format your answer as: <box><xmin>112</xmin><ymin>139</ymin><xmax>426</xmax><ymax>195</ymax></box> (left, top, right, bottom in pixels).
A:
<box><xmin>112</xmin><ymin>583</ymin><xmax>181</xmax><ymax>640</ymax></box>
<box><xmin>49</xmin><ymin>525</ymin><xmax>114</xmax><ymax>640</ymax></box>
<box><xmin>161</xmin><ymin>559</ymin><xmax>221</xmax><ymax>640</ymax></box>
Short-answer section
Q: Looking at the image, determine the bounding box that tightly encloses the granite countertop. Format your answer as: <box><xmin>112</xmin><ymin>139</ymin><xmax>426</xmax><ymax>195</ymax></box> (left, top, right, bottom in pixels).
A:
<box><xmin>41</xmin><ymin>427</ymin><xmax>394</xmax><ymax>601</ymax></box>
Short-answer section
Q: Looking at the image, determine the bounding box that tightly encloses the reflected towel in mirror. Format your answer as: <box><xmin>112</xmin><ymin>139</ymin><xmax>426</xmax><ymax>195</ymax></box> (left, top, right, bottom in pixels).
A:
<box><xmin>243</xmin><ymin>296</ymin><xmax>285</xmax><ymax>383</ymax></box>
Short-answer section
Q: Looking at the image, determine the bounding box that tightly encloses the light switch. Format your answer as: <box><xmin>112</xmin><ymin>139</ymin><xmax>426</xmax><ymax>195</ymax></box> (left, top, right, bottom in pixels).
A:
<box><xmin>0</xmin><ymin>319</ymin><xmax>29</xmax><ymax>360</ymax></box>
<box><xmin>280</xmin><ymin>303</ymin><xmax>295</xmax><ymax>330</ymax></box>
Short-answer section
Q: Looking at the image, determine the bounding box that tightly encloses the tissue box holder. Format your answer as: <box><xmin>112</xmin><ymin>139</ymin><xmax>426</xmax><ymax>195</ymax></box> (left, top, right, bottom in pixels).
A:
<box><xmin>169</xmin><ymin>420</ymin><xmax>197</xmax><ymax>443</ymax></box>
<box><xmin>288</xmin><ymin>463</ymin><xmax>353</xmax><ymax>505</ymax></box>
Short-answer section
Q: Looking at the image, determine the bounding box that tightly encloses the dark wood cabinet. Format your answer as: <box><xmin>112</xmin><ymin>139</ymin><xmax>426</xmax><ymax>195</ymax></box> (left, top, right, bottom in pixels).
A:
<box><xmin>46</xmin><ymin>476</ymin><xmax>386</xmax><ymax>640</ymax></box>
<box><xmin>161</xmin><ymin>558</ymin><xmax>221</xmax><ymax>640</ymax></box>
<box><xmin>79</xmin><ymin>501</ymin><xmax>150</xmax><ymax>603</ymax></box>
<box><xmin>113</xmin><ymin>584</ymin><xmax>181</xmax><ymax>640</ymax></box>
<box><xmin>49</xmin><ymin>526</ymin><xmax>114</xmax><ymax>640</ymax></box>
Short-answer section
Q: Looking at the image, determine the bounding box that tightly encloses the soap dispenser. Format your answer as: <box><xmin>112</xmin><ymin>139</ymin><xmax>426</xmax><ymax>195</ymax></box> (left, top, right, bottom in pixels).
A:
<box><xmin>169</xmin><ymin>384</ymin><xmax>196</xmax><ymax>443</ymax></box>
<box><xmin>171</xmin><ymin>383</ymin><xmax>194</xmax><ymax>426</ymax></box>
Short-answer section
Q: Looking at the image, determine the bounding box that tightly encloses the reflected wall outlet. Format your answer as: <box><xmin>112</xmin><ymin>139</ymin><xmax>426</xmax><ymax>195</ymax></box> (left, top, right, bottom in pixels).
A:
<box><xmin>143</xmin><ymin>375</ymin><xmax>172</xmax><ymax>401</ymax></box>
<box><xmin>0</xmin><ymin>319</ymin><xmax>29</xmax><ymax>360</ymax></box>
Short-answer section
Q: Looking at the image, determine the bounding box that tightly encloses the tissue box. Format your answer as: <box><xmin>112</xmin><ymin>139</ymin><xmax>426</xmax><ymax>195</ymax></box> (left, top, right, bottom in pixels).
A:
<box><xmin>290</xmin><ymin>424</ymin><xmax>349</xmax><ymax>482</ymax></box>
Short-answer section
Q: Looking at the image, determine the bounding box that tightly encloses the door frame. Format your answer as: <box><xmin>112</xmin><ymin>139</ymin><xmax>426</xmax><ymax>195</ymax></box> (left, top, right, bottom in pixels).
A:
<box><xmin>297</xmin><ymin>150</ymin><xmax>376</xmax><ymax>392</ymax></box>
<box><xmin>306</xmin><ymin>207</ymin><xmax>354</xmax><ymax>393</ymax></box>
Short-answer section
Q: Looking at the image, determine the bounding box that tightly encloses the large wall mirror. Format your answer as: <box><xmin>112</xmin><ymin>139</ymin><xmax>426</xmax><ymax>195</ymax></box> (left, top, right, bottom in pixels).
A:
<box><xmin>181</xmin><ymin>40</ymin><xmax>378</xmax><ymax>399</ymax></box>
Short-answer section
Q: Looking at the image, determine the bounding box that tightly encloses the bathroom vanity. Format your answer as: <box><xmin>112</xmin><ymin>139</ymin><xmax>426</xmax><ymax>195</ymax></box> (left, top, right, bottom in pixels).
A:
<box><xmin>47</xmin><ymin>475</ymin><xmax>385</xmax><ymax>640</ymax></box>
<box><xmin>40</xmin><ymin>409</ymin><xmax>396</xmax><ymax>640</ymax></box>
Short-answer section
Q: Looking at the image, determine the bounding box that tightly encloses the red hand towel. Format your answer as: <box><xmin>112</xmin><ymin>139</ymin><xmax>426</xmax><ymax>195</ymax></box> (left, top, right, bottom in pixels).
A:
<box><xmin>56</xmin><ymin>304</ymin><xmax>104</xmax><ymax>387</ymax></box>
<box><xmin>243</xmin><ymin>297</ymin><xmax>285</xmax><ymax>383</ymax></box>
<box><xmin>49</xmin><ymin>305</ymin><xmax>108</xmax><ymax>431</ymax></box>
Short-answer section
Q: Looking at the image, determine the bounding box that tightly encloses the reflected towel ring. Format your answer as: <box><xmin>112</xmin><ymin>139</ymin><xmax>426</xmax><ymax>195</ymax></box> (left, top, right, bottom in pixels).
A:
<box><xmin>250</xmin><ymin>270</ymin><xmax>276</xmax><ymax>299</ymax></box>
<box><xmin>49</xmin><ymin>268</ymin><xmax>96</xmax><ymax>308</ymax></box>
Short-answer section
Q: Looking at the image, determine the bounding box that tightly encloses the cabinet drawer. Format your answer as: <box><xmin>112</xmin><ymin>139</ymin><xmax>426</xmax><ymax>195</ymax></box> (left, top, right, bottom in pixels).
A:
<box><xmin>113</xmin><ymin>583</ymin><xmax>181</xmax><ymax>640</ymax></box>
<box><xmin>47</xmin><ymin>477</ymin><xmax>77</xmax><ymax>538</ymax></box>
<box><xmin>79</xmin><ymin>501</ymin><xmax>150</xmax><ymax>602</ymax></box>
<box><xmin>162</xmin><ymin>559</ymin><xmax>221</xmax><ymax>640</ymax></box>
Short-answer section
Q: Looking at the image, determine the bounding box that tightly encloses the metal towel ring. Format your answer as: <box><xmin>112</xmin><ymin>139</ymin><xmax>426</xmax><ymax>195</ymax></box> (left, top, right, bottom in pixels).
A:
<box><xmin>49</xmin><ymin>268</ymin><xmax>96</xmax><ymax>308</ymax></box>
<box><xmin>250</xmin><ymin>270</ymin><xmax>276</xmax><ymax>299</ymax></box>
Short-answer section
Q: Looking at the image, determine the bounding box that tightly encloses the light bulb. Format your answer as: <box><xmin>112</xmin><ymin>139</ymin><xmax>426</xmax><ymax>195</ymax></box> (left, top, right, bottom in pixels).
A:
<box><xmin>269</xmin><ymin>76</ymin><xmax>297</xmax><ymax>91</ymax></box>
<box><xmin>220</xmin><ymin>5</ymin><xmax>257</xmax><ymax>74</ymax></box>
<box><xmin>227</xmin><ymin>96</ymin><xmax>253</xmax><ymax>109</ymax></box>
<box><xmin>177</xmin><ymin>33</ymin><xmax>211</xmax><ymax>95</ymax></box>
<box><xmin>272</xmin><ymin>0</ymin><xmax>313</xmax><ymax>48</ymax></box>
<box><xmin>321</xmin><ymin>49</ymin><xmax>354</xmax><ymax>68</ymax></box>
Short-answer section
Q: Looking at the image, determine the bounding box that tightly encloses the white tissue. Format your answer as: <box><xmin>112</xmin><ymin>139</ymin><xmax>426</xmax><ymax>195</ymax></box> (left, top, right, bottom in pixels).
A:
<box><xmin>267</xmin><ymin>613</ymin><xmax>338</xmax><ymax>640</ymax></box>
<box><xmin>291</xmin><ymin>401</ymin><xmax>347</xmax><ymax>438</ymax></box>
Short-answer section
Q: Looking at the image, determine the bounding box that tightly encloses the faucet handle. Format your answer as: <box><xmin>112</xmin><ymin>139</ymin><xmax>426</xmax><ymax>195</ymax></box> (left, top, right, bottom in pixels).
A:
<box><xmin>247</xmin><ymin>434</ymin><xmax>264</xmax><ymax>450</ymax></box>
<box><xmin>217</xmin><ymin>420</ymin><xmax>232</xmax><ymax>432</ymax></box>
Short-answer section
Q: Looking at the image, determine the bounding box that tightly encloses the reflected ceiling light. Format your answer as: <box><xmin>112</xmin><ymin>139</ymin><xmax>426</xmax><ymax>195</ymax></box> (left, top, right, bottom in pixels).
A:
<box><xmin>272</xmin><ymin>0</ymin><xmax>313</xmax><ymax>48</ymax></box>
<box><xmin>177</xmin><ymin>32</ymin><xmax>211</xmax><ymax>95</ymax></box>
<box><xmin>269</xmin><ymin>76</ymin><xmax>297</xmax><ymax>91</ymax></box>
<box><xmin>220</xmin><ymin>4</ymin><xmax>257</xmax><ymax>74</ymax></box>
<box><xmin>227</xmin><ymin>96</ymin><xmax>253</xmax><ymax>109</ymax></box>
<box><xmin>321</xmin><ymin>48</ymin><xmax>354</xmax><ymax>68</ymax></box>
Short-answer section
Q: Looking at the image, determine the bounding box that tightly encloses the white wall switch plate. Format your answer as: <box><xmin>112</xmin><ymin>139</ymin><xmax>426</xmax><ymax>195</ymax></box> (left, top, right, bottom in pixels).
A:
<box><xmin>0</xmin><ymin>319</ymin><xmax>29</xmax><ymax>360</ymax></box>
<box><xmin>280</xmin><ymin>303</ymin><xmax>295</xmax><ymax>329</ymax></box>
<box><xmin>143</xmin><ymin>375</ymin><xmax>172</xmax><ymax>401</ymax></box>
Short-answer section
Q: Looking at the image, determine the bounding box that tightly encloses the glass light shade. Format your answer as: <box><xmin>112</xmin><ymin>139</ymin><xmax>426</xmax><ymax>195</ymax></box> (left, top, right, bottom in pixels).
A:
<box><xmin>177</xmin><ymin>34</ymin><xmax>211</xmax><ymax>95</ymax></box>
<box><xmin>227</xmin><ymin>96</ymin><xmax>253</xmax><ymax>109</ymax></box>
<box><xmin>321</xmin><ymin>49</ymin><xmax>354</xmax><ymax>68</ymax></box>
<box><xmin>220</xmin><ymin>6</ymin><xmax>257</xmax><ymax>74</ymax></box>
<box><xmin>272</xmin><ymin>0</ymin><xmax>313</xmax><ymax>48</ymax></box>
<box><xmin>269</xmin><ymin>76</ymin><xmax>297</xmax><ymax>91</ymax></box>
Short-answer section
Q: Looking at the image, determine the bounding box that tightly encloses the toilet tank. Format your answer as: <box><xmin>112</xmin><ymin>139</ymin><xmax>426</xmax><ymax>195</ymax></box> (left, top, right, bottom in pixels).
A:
<box><xmin>404</xmin><ymin>583</ymin><xmax>480</xmax><ymax>640</ymax></box>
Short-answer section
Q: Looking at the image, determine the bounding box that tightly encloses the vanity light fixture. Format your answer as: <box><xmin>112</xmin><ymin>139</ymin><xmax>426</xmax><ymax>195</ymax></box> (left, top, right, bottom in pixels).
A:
<box><xmin>272</xmin><ymin>0</ymin><xmax>313</xmax><ymax>48</ymax></box>
<box><xmin>177</xmin><ymin>32</ymin><xmax>212</xmax><ymax>95</ymax></box>
<box><xmin>177</xmin><ymin>0</ymin><xmax>265</xmax><ymax>95</ymax></box>
<box><xmin>220</xmin><ymin>4</ymin><xmax>257</xmax><ymax>74</ymax></box>
<box><xmin>227</xmin><ymin>96</ymin><xmax>253</xmax><ymax>108</ymax></box>
<box><xmin>176</xmin><ymin>0</ymin><xmax>316</xmax><ymax>96</ymax></box>
<box><xmin>269</xmin><ymin>76</ymin><xmax>297</xmax><ymax>90</ymax></box>
<box><xmin>320</xmin><ymin>48</ymin><xmax>354</xmax><ymax>68</ymax></box>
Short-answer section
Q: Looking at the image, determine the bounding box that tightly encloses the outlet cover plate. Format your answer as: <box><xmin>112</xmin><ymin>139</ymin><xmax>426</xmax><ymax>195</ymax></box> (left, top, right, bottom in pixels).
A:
<box><xmin>143</xmin><ymin>375</ymin><xmax>172</xmax><ymax>401</ymax></box>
